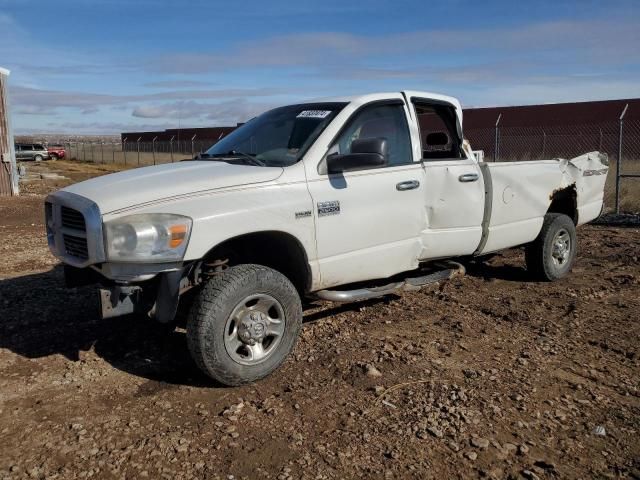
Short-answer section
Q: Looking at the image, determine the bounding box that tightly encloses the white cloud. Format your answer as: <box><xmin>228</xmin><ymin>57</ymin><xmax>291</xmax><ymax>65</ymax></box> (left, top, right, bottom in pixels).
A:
<box><xmin>9</xmin><ymin>85</ymin><xmax>285</xmax><ymax>112</ymax></box>
<box><xmin>146</xmin><ymin>19</ymin><xmax>640</xmax><ymax>75</ymax></box>
<box><xmin>144</xmin><ymin>80</ymin><xmax>211</xmax><ymax>88</ymax></box>
<box><xmin>132</xmin><ymin>99</ymin><xmax>275</xmax><ymax>124</ymax></box>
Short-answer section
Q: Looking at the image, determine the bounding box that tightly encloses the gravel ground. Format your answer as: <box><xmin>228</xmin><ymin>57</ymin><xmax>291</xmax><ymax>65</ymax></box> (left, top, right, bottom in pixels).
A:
<box><xmin>0</xmin><ymin>174</ymin><xmax>638</xmax><ymax>479</ymax></box>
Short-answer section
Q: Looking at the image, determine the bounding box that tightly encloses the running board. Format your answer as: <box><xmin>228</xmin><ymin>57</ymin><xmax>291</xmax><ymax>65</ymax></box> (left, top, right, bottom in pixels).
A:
<box><xmin>315</xmin><ymin>261</ymin><xmax>465</xmax><ymax>303</ymax></box>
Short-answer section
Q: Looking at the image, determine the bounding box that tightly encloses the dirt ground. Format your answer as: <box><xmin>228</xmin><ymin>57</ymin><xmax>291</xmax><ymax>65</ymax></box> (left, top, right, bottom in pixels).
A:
<box><xmin>0</xmin><ymin>163</ymin><xmax>639</xmax><ymax>480</ymax></box>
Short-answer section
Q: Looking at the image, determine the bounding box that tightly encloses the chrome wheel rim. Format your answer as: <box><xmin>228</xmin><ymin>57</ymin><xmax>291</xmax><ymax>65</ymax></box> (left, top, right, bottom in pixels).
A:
<box><xmin>551</xmin><ymin>228</ymin><xmax>571</xmax><ymax>267</ymax></box>
<box><xmin>223</xmin><ymin>294</ymin><xmax>286</xmax><ymax>366</ymax></box>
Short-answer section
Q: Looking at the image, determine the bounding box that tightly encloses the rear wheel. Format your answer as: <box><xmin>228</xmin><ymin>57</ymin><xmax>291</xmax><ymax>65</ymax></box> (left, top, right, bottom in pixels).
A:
<box><xmin>49</xmin><ymin>153</ymin><xmax>58</xmax><ymax>160</ymax></box>
<box><xmin>525</xmin><ymin>213</ymin><xmax>577</xmax><ymax>281</ymax></box>
<box><xmin>186</xmin><ymin>264</ymin><xmax>302</xmax><ymax>386</ymax></box>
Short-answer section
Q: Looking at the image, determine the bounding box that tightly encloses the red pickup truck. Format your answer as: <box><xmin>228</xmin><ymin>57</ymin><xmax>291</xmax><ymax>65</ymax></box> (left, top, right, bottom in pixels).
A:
<box><xmin>47</xmin><ymin>145</ymin><xmax>66</xmax><ymax>160</ymax></box>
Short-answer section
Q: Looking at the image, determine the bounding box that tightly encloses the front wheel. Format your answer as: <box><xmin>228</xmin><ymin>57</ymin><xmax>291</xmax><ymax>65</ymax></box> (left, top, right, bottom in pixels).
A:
<box><xmin>34</xmin><ymin>154</ymin><xmax>43</xmax><ymax>162</ymax></box>
<box><xmin>525</xmin><ymin>213</ymin><xmax>577</xmax><ymax>281</ymax></box>
<box><xmin>186</xmin><ymin>264</ymin><xmax>302</xmax><ymax>386</ymax></box>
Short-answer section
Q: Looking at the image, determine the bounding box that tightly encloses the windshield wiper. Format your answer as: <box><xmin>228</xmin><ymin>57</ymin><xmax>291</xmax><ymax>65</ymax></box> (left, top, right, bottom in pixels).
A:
<box><xmin>226</xmin><ymin>150</ymin><xmax>266</xmax><ymax>166</ymax></box>
<box><xmin>200</xmin><ymin>150</ymin><xmax>265</xmax><ymax>166</ymax></box>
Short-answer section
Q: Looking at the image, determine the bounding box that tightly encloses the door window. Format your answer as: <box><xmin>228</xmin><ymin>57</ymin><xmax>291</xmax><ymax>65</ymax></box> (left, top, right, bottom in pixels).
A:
<box><xmin>330</xmin><ymin>103</ymin><xmax>412</xmax><ymax>169</ymax></box>
<box><xmin>413</xmin><ymin>102</ymin><xmax>463</xmax><ymax>160</ymax></box>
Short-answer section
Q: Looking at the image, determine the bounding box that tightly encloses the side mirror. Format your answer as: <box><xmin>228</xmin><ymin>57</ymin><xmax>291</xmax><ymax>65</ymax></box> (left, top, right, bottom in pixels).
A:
<box><xmin>327</xmin><ymin>138</ymin><xmax>388</xmax><ymax>174</ymax></box>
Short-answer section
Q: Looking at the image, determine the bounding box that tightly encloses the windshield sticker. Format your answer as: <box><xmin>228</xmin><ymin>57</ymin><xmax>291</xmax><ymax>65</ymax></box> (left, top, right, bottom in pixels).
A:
<box><xmin>297</xmin><ymin>110</ymin><xmax>332</xmax><ymax>119</ymax></box>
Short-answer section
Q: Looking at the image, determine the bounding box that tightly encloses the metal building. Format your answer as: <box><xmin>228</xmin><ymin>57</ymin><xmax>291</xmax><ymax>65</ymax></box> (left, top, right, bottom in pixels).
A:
<box><xmin>0</xmin><ymin>67</ymin><xmax>18</xmax><ymax>195</ymax></box>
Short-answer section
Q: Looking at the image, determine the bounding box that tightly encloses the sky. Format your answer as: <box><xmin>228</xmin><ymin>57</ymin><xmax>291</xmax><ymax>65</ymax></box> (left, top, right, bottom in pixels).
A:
<box><xmin>1</xmin><ymin>0</ymin><xmax>639</xmax><ymax>135</ymax></box>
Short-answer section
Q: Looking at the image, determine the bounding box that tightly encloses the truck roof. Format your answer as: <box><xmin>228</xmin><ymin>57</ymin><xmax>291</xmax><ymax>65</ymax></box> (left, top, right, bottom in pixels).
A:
<box><xmin>308</xmin><ymin>90</ymin><xmax>463</xmax><ymax>123</ymax></box>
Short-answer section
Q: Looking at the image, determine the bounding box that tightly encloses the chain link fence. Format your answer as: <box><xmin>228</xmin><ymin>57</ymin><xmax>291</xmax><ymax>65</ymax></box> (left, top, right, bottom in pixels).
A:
<box><xmin>65</xmin><ymin>139</ymin><xmax>213</xmax><ymax>166</ymax></box>
<box><xmin>466</xmin><ymin>116</ymin><xmax>640</xmax><ymax>213</ymax></box>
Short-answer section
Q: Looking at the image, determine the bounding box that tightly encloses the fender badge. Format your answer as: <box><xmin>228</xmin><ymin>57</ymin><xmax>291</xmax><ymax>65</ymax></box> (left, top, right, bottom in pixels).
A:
<box><xmin>317</xmin><ymin>200</ymin><xmax>340</xmax><ymax>217</ymax></box>
<box><xmin>582</xmin><ymin>168</ymin><xmax>608</xmax><ymax>176</ymax></box>
<box><xmin>295</xmin><ymin>210</ymin><xmax>312</xmax><ymax>219</ymax></box>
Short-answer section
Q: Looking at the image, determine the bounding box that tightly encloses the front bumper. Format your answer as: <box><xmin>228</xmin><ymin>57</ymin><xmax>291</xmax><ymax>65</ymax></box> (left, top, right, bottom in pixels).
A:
<box><xmin>98</xmin><ymin>267</ymin><xmax>188</xmax><ymax>322</ymax></box>
<box><xmin>63</xmin><ymin>264</ymin><xmax>188</xmax><ymax>323</ymax></box>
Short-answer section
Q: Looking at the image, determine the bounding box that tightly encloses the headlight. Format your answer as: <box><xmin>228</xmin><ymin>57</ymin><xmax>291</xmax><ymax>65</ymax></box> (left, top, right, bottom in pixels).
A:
<box><xmin>104</xmin><ymin>213</ymin><xmax>192</xmax><ymax>262</ymax></box>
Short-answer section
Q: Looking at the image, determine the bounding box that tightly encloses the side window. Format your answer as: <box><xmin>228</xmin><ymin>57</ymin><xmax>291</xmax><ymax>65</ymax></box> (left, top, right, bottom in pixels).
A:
<box><xmin>331</xmin><ymin>104</ymin><xmax>412</xmax><ymax>168</ymax></box>
<box><xmin>23</xmin><ymin>145</ymin><xmax>33</xmax><ymax>151</ymax></box>
<box><xmin>414</xmin><ymin>103</ymin><xmax>463</xmax><ymax>160</ymax></box>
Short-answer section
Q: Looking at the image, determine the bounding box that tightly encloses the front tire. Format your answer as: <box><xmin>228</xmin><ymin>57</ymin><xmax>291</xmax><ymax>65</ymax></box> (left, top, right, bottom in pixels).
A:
<box><xmin>186</xmin><ymin>264</ymin><xmax>302</xmax><ymax>386</ymax></box>
<box><xmin>34</xmin><ymin>154</ymin><xmax>43</xmax><ymax>162</ymax></box>
<box><xmin>525</xmin><ymin>213</ymin><xmax>577</xmax><ymax>281</ymax></box>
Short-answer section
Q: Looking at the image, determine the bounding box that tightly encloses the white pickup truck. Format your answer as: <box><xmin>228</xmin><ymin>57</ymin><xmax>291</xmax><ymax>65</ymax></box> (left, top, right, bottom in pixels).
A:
<box><xmin>45</xmin><ymin>91</ymin><xmax>609</xmax><ymax>385</ymax></box>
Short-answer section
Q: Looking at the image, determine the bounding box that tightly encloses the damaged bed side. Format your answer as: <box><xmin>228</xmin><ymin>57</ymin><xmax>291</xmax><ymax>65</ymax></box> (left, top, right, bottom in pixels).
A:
<box><xmin>476</xmin><ymin>151</ymin><xmax>609</xmax><ymax>255</ymax></box>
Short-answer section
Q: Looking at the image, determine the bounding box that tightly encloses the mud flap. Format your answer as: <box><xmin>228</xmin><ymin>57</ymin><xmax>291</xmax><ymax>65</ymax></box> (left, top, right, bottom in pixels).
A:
<box><xmin>152</xmin><ymin>268</ymin><xmax>186</xmax><ymax>324</ymax></box>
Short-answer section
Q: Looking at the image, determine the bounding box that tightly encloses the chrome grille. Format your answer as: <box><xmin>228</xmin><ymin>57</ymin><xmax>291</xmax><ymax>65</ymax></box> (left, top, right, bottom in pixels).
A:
<box><xmin>63</xmin><ymin>234</ymin><xmax>89</xmax><ymax>260</ymax></box>
<box><xmin>45</xmin><ymin>191</ymin><xmax>105</xmax><ymax>268</ymax></box>
<box><xmin>61</xmin><ymin>206</ymin><xmax>86</xmax><ymax>231</ymax></box>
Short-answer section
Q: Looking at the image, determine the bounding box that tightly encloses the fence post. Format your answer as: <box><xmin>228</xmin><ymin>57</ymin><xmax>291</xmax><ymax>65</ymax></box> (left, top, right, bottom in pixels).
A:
<box><xmin>152</xmin><ymin>136</ymin><xmax>158</xmax><ymax>165</ymax></box>
<box><xmin>137</xmin><ymin>137</ymin><xmax>142</xmax><ymax>166</ymax></box>
<box><xmin>494</xmin><ymin>114</ymin><xmax>502</xmax><ymax>162</ymax></box>
<box><xmin>170</xmin><ymin>135</ymin><xmax>175</xmax><ymax>162</ymax></box>
<box><xmin>112</xmin><ymin>143</ymin><xmax>116</xmax><ymax>163</ymax></box>
<box><xmin>123</xmin><ymin>138</ymin><xmax>128</xmax><ymax>165</ymax></box>
<box><xmin>615</xmin><ymin>103</ymin><xmax>629</xmax><ymax>214</ymax></box>
<box><xmin>599</xmin><ymin>128</ymin><xmax>603</xmax><ymax>151</ymax></box>
<box><xmin>191</xmin><ymin>134</ymin><xmax>197</xmax><ymax>158</ymax></box>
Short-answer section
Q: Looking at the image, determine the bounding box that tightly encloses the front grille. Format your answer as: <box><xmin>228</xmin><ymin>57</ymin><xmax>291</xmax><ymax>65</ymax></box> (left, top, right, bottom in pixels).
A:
<box><xmin>63</xmin><ymin>234</ymin><xmax>89</xmax><ymax>260</ymax></box>
<box><xmin>46</xmin><ymin>191</ymin><xmax>105</xmax><ymax>267</ymax></box>
<box><xmin>61</xmin><ymin>206</ymin><xmax>86</xmax><ymax>231</ymax></box>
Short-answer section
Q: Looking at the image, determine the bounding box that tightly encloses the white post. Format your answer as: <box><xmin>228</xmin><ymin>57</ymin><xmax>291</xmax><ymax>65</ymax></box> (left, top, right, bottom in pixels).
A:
<box><xmin>0</xmin><ymin>66</ymin><xmax>18</xmax><ymax>195</ymax></box>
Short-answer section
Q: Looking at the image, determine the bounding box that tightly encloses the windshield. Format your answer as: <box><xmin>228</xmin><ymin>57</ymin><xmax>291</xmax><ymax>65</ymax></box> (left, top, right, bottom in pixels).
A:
<box><xmin>204</xmin><ymin>102</ymin><xmax>347</xmax><ymax>167</ymax></box>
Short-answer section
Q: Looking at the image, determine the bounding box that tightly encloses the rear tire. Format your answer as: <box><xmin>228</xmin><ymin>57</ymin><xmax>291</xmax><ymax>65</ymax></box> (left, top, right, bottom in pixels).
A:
<box><xmin>186</xmin><ymin>264</ymin><xmax>302</xmax><ymax>386</ymax></box>
<box><xmin>525</xmin><ymin>213</ymin><xmax>577</xmax><ymax>281</ymax></box>
<box><xmin>49</xmin><ymin>153</ymin><xmax>58</xmax><ymax>160</ymax></box>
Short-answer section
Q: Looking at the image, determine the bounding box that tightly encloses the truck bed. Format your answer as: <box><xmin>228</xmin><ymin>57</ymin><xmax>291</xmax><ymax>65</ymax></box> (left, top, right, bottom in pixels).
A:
<box><xmin>477</xmin><ymin>151</ymin><xmax>609</xmax><ymax>254</ymax></box>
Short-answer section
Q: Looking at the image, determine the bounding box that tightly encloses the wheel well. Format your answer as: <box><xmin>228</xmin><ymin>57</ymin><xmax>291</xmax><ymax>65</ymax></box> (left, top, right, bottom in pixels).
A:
<box><xmin>202</xmin><ymin>231</ymin><xmax>311</xmax><ymax>294</ymax></box>
<box><xmin>548</xmin><ymin>184</ymin><xmax>577</xmax><ymax>224</ymax></box>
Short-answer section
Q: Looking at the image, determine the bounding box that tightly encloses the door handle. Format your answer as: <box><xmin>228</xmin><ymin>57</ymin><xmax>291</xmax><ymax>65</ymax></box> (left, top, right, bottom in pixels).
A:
<box><xmin>458</xmin><ymin>173</ymin><xmax>479</xmax><ymax>183</ymax></box>
<box><xmin>396</xmin><ymin>180</ymin><xmax>420</xmax><ymax>191</ymax></box>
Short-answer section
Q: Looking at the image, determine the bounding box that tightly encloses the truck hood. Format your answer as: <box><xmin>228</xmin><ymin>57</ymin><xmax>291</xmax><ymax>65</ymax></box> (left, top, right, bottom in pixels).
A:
<box><xmin>63</xmin><ymin>161</ymin><xmax>283</xmax><ymax>214</ymax></box>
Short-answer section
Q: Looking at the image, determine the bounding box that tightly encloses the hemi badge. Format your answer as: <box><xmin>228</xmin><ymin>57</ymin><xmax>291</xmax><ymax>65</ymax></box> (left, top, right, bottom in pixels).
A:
<box><xmin>295</xmin><ymin>210</ymin><xmax>312</xmax><ymax>219</ymax></box>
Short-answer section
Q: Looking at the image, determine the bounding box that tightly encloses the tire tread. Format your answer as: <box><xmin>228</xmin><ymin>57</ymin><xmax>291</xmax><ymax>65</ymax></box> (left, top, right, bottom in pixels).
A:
<box><xmin>186</xmin><ymin>264</ymin><xmax>302</xmax><ymax>386</ymax></box>
<box><xmin>525</xmin><ymin>213</ymin><xmax>576</xmax><ymax>281</ymax></box>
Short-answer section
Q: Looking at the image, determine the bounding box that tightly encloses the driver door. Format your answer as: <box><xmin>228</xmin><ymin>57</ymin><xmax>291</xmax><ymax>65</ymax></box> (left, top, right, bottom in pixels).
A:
<box><xmin>306</xmin><ymin>100</ymin><xmax>426</xmax><ymax>289</ymax></box>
